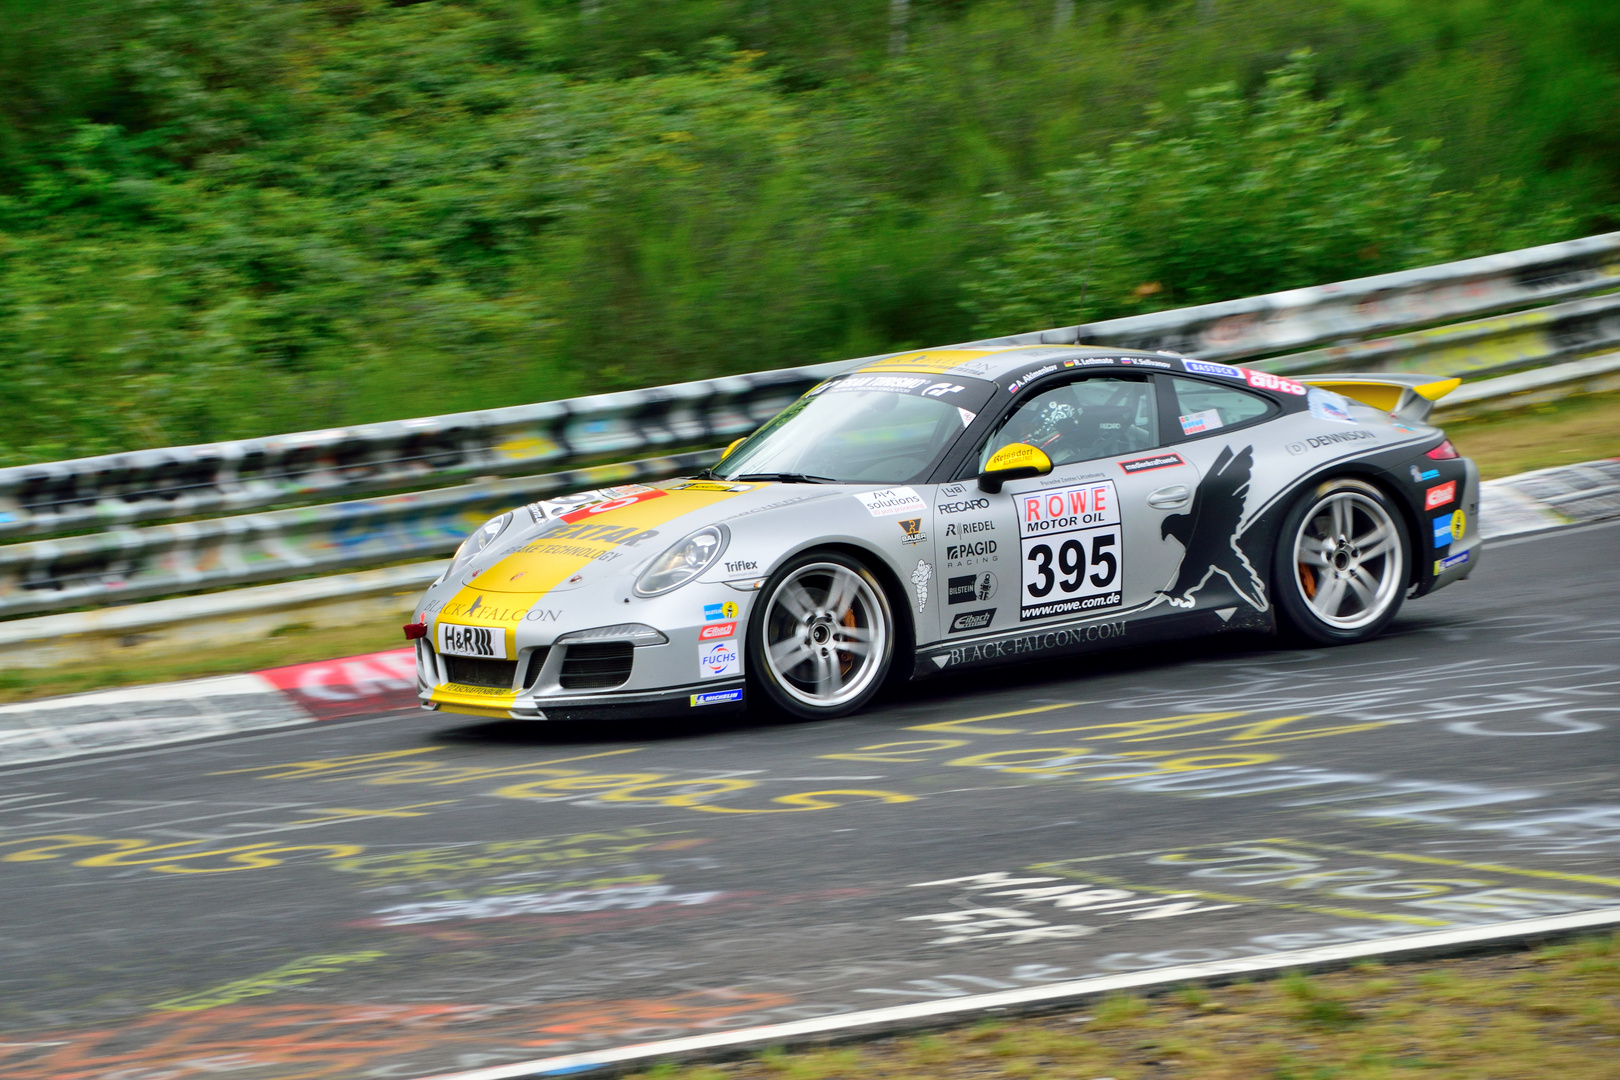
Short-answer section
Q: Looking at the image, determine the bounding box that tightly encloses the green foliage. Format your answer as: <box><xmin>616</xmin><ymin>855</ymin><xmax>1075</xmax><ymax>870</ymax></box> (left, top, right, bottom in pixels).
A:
<box><xmin>965</xmin><ymin>52</ymin><xmax>1576</xmax><ymax>334</ymax></box>
<box><xmin>0</xmin><ymin>0</ymin><xmax>1608</xmax><ymax>466</ymax></box>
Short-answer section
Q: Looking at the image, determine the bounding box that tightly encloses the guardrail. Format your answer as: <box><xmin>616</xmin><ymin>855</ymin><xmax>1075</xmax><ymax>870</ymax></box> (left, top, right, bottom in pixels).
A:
<box><xmin>2</xmin><ymin>232</ymin><xmax>1616</xmax><ymax>621</ymax></box>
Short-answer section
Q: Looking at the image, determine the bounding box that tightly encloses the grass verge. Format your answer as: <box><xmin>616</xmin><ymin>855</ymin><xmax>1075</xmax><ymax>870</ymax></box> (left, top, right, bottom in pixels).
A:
<box><xmin>1441</xmin><ymin>390</ymin><xmax>1620</xmax><ymax>480</ymax></box>
<box><xmin>0</xmin><ymin>621</ymin><xmax>406</xmax><ymax>705</ymax></box>
<box><xmin>630</xmin><ymin>933</ymin><xmax>1620</xmax><ymax>1080</ymax></box>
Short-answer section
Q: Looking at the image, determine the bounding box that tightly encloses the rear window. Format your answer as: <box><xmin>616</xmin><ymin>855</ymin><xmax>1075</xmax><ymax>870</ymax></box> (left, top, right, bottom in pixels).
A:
<box><xmin>1168</xmin><ymin>376</ymin><xmax>1272</xmax><ymax>439</ymax></box>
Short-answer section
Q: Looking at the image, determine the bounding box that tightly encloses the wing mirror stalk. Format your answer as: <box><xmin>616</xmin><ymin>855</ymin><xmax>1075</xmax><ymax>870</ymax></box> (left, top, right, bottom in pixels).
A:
<box><xmin>977</xmin><ymin>442</ymin><xmax>1054</xmax><ymax>494</ymax></box>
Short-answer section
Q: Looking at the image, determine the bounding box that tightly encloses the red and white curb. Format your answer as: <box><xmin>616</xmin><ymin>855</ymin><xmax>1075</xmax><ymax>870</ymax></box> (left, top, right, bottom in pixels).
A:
<box><xmin>0</xmin><ymin>648</ymin><xmax>418</xmax><ymax>767</ymax></box>
<box><xmin>413</xmin><ymin>907</ymin><xmax>1620</xmax><ymax>1080</ymax></box>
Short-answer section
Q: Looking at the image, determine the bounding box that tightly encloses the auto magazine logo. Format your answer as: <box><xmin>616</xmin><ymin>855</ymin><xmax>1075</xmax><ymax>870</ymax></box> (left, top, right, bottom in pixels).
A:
<box><xmin>947</xmin><ymin>572</ymin><xmax>997</xmax><ymax>605</ymax></box>
<box><xmin>1425</xmin><ymin>481</ymin><xmax>1457</xmax><ymax>510</ymax></box>
<box><xmin>1184</xmin><ymin>360</ymin><xmax>1244</xmax><ymax>379</ymax></box>
<box><xmin>438</xmin><ymin>623</ymin><xmax>501</xmax><ymax>659</ymax></box>
<box><xmin>1243</xmin><ymin>369</ymin><xmax>1307</xmax><ymax>395</ymax></box>
<box><xmin>1018</xmin><ymin>482</ymin><xmax>1122</xmax><ymax>620</ymax></box>
<box><xmin>700</xmin><ymin>640</ymin><xmax>740</xmax><ymax>678</ymax></box>
<box><xmin>855</xmin><ymin>487</ymin><xmax>928</xmax><ymax>518</ymax></box>
<box><xmin>948</xmin><ymin>609</ymin><xmax>995</xmax><ymax>633</ymax></box>
<box><xmin>1120</xmin><ymin>452</ymin><xmax>1186</xmax><ymax>474</ymax></box>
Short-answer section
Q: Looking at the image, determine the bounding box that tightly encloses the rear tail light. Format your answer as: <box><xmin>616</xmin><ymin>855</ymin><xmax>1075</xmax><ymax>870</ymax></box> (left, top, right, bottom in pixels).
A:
<box><xmin>1425</xmin><ymin>440</ymin><xmax>1459</xmax><ymax>460</ymax></box>
<box><xmin>403</xmin><ymin>621</ymin><xmax>428</xmax><ymax>640</ymax></box>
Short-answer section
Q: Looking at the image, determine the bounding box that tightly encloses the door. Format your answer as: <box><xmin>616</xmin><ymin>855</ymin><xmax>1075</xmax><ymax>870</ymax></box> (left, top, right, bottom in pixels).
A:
<box><xmin>939</xmin><ymin>372</ymin><xmax>1201</xmax><ymax>636</ymax></box>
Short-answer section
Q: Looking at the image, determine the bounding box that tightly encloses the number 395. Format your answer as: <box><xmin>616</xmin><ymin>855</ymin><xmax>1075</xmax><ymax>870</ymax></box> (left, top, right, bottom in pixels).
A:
<box><xmin>1026</xmin><ymin>533</ymin><xmax>1118</xmax><ymax>597</ymax></box>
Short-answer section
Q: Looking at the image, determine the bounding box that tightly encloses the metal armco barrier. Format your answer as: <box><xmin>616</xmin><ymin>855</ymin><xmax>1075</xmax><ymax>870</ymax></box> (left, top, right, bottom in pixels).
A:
<box><xmin>0</xmin><ymin>363</ymin><xmax>840</xmax><ymax>540</ymax></box>
<box><xmin>0</xmin><ymin>451</ymin><xmax>716</xmax><ymax>618</ymax></box>
<box><xmin>955</xmin><ymin>231</ymin><xmax>1620</xmax><ymax>358</ymax></box>
<box><xmin>1</xmin><ymin>232</ymin><xmax>1616</xmax><ymax>619</ymax></box>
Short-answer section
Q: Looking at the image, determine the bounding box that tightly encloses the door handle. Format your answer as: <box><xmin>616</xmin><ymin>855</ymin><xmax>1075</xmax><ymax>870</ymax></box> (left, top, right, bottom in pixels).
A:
<box><xmin>1147</xmin><ymin>484</ymin><xmax>1192</xmax><ymax>509</ymax></box>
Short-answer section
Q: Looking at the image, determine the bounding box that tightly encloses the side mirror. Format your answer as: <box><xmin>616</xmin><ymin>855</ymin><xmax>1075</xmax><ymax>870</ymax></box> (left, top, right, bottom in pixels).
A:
<box><xmin>978</xmin><ymin>442</ymin><xmax>1053</xmax><ymax>493</ymax></box>
<box><xmin>721</xmin><ymin>437</ymin><xmax>747</xmax><ymax>459</ymax></box>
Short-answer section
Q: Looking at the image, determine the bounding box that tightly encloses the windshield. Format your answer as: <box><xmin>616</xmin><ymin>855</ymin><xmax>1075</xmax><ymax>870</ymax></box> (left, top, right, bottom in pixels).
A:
<box><xmin>714</xmin><ymin>372</ymin><xmax>997</xmax><ymax>484</ymax></box>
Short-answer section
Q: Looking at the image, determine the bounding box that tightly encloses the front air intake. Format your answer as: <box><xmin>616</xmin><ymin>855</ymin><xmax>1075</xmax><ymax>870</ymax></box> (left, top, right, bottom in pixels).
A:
<box><xmin>558</xmin><ymin>642</ymin><xmax>634</xmax><ymax>689</ymax></box>
<box><xmin>444</xmin><ymin>656</ymin><xmax>518</xmax><ymax>689</ymax></box>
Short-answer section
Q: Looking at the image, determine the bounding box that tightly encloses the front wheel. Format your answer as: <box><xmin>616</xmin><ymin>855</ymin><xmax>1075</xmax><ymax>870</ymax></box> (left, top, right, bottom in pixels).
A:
<box><xmin>1274</xmin><ymin>478</ymin><xmax>1409</xmax><ymax>646</ymax></box>
<box><xmin>748</xmin><ymin>551</ymin><xmax>895</xmax><ymax>720</ymax></box>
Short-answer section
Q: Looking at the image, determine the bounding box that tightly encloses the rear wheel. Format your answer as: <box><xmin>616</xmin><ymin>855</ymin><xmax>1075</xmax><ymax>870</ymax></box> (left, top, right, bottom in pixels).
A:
<box><xmin>748</xmin><ymin>551</ymin><xmax>894</xmax><ymax>720</ymax></box>
<box><xmin>1274</xmin><ymin>478</ymin><xmax>1409</xmax><ymax>645</ymax></box>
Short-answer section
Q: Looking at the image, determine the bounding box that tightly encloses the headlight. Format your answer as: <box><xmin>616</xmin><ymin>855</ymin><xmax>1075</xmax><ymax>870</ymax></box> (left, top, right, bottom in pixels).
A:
<box><xmin>449</xmin><ymin>512</ymin><xmax>514</xmax><ymax>575</ymax></box>
<box><xmin>634</xmin><ymin>525</ymin><xmax>729</xmax><ymax>597</ymax></box>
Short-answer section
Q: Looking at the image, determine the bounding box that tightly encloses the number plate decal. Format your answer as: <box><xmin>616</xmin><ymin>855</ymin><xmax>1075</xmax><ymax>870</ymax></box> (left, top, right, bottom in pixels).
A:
<box><xmin>1018</xmin><ymin>481</ymin><xmax>1123</xmax><ymax>620</ymax></box>
<box><xmin>437</xmin><ymin>622</ymin><xmax>507</xmax><ymax>659</ymax></box>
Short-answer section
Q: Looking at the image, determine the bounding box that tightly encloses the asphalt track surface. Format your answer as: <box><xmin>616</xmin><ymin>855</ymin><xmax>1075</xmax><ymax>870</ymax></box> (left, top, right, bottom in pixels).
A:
<box><xmin>3</xmin><ymin>521</ymin><xmax>1618</xmax><ymax>1080</ymax></box>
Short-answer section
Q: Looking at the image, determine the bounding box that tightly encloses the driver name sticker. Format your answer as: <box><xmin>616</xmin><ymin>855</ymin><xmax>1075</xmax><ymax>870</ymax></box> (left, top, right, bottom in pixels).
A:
<box><xmin>1018</xmin><ymin>481</ymin><xmax>1123</xmax><ymax>621</ymax></box>
<box><xmin>855</xmin><ymin>487</ymin><xmax>927</xmax><ymax>518</ymax></box>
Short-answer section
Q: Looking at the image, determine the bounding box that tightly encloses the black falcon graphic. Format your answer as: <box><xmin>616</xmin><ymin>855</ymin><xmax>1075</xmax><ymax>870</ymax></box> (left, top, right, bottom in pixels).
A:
<box><xmin>1158</xmin><ymin>444</ymin><xmax>1267</xmax><ymax>611</ymax></box>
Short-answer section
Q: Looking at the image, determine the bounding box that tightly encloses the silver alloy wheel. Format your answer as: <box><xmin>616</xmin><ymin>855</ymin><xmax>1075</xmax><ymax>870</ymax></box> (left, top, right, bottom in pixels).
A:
<box><xmin>761</xmin><ymin>561</ymin><xmax>889</xmax><ymax>709</ymax></box>
<box><xmin>1290</xmin><ymin>488</ymin><xmax>1405</xmax><ymax>631</ymax></box>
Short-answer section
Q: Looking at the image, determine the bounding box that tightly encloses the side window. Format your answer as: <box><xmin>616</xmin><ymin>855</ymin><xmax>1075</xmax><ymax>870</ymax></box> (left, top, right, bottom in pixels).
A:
<box><xmin>980</xmin><ymin>376</ymin><xmax>1159</xmax><ymax>469</ymax></box>
<box><xmin>1168</xmin><ymin>376</ymin><xmax>1272</xmax><ymax>439</ymax></box>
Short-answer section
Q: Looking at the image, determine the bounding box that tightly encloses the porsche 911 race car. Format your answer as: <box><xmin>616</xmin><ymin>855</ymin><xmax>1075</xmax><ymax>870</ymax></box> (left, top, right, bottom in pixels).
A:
<box><xmin>406</xmin><ymin>346</ymin><xmax>1479</xmax><ymax>721</ymax></box>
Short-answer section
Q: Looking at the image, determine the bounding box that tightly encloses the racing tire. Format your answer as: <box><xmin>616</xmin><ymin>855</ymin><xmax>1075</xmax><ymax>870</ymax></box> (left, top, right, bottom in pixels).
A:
<box><xmin>747</xmin><ymin>550</ymin><xmax>895</xmax><ymax>721</ymax></box>
<box><xmin>1274</xmin><ymin>477</ymin><xmax>1410</xmax><ymax>646</ymax></box>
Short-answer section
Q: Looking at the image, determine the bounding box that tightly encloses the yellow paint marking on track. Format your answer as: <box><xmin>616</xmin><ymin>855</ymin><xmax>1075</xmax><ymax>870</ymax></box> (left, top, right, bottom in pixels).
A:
<box><xmin>215</xmin><ymin>747</ymin><xmax>642</xmax><ymax>782</ymax></box>
<box><xmin>1036</xmin><ymin>711</ymin><xmax>1391</xmax><ymax>747</ymax></box>
<box><xmin>290</xmin><ymin>802</ymin><xmax>457</xmax><ymax>823</ymax></box>
<box><xmin>909</xmin><ymin>702</ymin><xmax>1082</xmax><ymax>734</ymax></box>
<box><xmin>1265</xmin><ymin>838</ymin><xmax>1620</xmax><ymax>891</ymax></box>
<box><xmin>1037</xmin><ymin>866</ymin><xmax>1449</xmax><ymax>926</ymax></box>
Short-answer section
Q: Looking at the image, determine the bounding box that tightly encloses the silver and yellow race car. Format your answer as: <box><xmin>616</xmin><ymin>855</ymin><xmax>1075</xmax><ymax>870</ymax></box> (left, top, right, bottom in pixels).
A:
<box><xmin>407</xmin><ymin>347</ymin><xmax>1478</xmax><ymax>721</ymax></box>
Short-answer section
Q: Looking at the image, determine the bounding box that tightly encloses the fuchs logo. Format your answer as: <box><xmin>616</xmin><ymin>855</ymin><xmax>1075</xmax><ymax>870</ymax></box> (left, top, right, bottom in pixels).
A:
<box><xmin>701</xmin><ymin>640</ymin><xmax>740</xmax><ymax>678</ymax></box>
<box><xmin>1184</xmin><ymin>359</ymin><xmax>1244</xmax><ymax>379</ymax></box>
<box><xmin>946</xmin><ymin>540</ymin><xmax>997</xmax><ymax>559</ymax></box>
<box><xmin>949</xmin><ymin>609</ymin><xmax>995</xmax><ymax>633</ymax></box>
<box><xmin>1306</xmin><ymin>430</ymin><xmax>1376</xmax><ymax>447</ymax></box>
<box><xmin>1243</xmin><ymin>369</ymin><xmax>1307</xmax><ymax>395</ymax></box>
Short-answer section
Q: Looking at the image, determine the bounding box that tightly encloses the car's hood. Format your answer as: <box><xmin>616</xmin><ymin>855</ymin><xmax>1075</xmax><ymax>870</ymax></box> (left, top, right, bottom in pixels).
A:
<box><xmin>437</xmin><ymin>478</ymin><xmax>851</xmax><ymax>619</ymax></box>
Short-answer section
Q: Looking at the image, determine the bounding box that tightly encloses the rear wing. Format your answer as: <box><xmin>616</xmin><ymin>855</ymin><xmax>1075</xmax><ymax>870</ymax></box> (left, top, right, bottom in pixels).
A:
<box><xmin>1295</xmin><ymin>373</ymin><xmax>1461</xmax><ymax>424</ymax></box>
